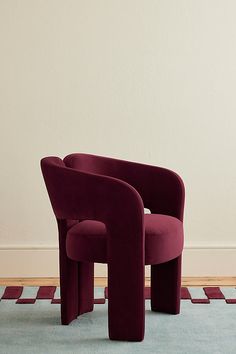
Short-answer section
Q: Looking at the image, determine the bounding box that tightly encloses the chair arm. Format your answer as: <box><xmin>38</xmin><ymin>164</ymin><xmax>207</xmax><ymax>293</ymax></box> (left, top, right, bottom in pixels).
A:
<box><xmin>138</xmin><ymin>164</ymin><xmax>185</xmax><ymax>222</ymax></box>
<box><xmin>119</xmin><ymin>162</ymin><xmax>185</xmax><ymax>221</ymax></box>
<box><xmin>41</xmin><ymin>157</ymin><xmax>145</xmax><ymax>240</ymax></box>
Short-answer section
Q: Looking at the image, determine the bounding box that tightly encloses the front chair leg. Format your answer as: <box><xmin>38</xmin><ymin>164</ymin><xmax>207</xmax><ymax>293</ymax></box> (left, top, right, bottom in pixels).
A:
<box><xmin>151</xmin><ymin>254</ymin><xmax>182</xmax><ymax>314</ymax></box>
<box><xmin>107</xmin><ymin>255</ymin><xmax>145</xmax><ymax>341</ymax></box>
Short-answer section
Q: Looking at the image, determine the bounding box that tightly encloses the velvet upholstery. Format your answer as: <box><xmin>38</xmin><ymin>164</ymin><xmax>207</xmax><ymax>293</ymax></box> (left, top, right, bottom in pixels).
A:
<box><xmin>66</xmin><ymin>214</ymin><xmax>183</xmax><ymax>265</ymax></box>
<box><xmin>41</xmin><ymin>153</ymin><xmax>185</xmax><ymax>342</ymax></box>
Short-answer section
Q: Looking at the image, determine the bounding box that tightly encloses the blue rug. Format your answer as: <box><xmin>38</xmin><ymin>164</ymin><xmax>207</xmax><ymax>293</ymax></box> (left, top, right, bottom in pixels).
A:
<box><xmin>0</xmin><ymin>286</ymin><xmax>236</xmax><ymax>354</ymax></box>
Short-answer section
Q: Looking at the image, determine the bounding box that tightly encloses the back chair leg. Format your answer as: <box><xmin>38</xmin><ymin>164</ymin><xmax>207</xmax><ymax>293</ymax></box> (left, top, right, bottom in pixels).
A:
<box><xmin>151</xmin><ymin>254</ymin><xmax>182</xmax><ymax>314</ymax></box>
<box><xmin>77</xmin><ymin>262</ymin><xmax>94</xmax><ymax>315</ymax></box>
<box><xmin>60</xmin><ymin>257</ymin><xmax>79</xmax><ymax>325</ymax></box>
<box><xmin>58</xmin><ymin>219</ymin><xmax>79</xmax><ymax>325</ymax></box>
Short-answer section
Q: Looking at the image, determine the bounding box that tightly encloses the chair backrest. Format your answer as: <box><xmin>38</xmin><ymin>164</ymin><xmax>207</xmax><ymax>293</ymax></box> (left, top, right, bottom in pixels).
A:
<box><xmin>64</xmin><ymin>153</ymin><xmax>185</xmax><ymax>220</ymax></box>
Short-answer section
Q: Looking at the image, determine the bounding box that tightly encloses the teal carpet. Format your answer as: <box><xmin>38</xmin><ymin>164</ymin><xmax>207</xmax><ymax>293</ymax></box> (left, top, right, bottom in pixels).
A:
<box><xmin>0</xmin><ymin>287</ymin><xmax>236</xmax><ymax>354</ymax></box>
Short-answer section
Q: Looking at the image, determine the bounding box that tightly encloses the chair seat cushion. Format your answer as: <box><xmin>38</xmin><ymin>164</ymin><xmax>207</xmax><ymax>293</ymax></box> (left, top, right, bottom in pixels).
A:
<box><xmin>66</xmin><ymin>214</ymin><xmax>184</xmax><ymax>265</ymax></box>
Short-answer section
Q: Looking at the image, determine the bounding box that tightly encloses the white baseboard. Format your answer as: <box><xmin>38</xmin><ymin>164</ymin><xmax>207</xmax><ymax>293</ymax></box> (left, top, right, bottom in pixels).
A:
<box><xmin>0</xmin><ymin>245</ymin><xmax>236</xmax><ymax>277</ymax></box>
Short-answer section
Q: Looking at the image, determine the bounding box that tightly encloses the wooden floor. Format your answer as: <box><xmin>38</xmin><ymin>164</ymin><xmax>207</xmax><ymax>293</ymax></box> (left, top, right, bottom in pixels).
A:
<box><xmin>0</xmin><ymin>277</ymin><xmax>236</xmax><ymax>287</ymax></box>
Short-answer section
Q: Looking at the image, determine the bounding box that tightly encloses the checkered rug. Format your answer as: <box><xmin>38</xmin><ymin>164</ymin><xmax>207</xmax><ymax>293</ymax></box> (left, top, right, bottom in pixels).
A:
<box><xmin>1</xmin><ymin>286</ymin><xmax>236</xmax><ymax>304</ymax></box>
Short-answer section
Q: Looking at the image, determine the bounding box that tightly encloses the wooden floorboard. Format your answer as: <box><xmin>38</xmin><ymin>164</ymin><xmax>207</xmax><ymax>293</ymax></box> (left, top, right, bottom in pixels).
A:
<box><xmin>0</xmin><ymin>277</ymin><xmax>236</xmax><ymax>287</ymax></box>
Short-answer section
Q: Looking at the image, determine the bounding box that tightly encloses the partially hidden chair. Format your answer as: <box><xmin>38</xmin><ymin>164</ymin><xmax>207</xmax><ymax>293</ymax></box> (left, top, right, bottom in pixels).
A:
<box><xmin>41</xmin><ymin>153</ymin><xmax>185</xmax><ymax>342</ymax></box>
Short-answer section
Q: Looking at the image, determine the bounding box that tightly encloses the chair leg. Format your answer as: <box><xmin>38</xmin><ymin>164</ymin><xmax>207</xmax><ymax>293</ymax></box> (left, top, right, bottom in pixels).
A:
<box><xmin>60</xmin><ymin>260</ymin><xmax>94</xmax><ymax>324</ymax></box>
<box><xmin>77</xmin><ymin>262</ymin><xmax>94</xmax><ymax>315</ymax></box>
<box><xmin>151</xmin><ymin>254</ymin><xmax>182</xmax><ymax>314</ymax></box>
<box><xmin>107</xmin><ymin>255</ymin><xmax>145</xmax><ymax>341</ymax></box>
<box><xmin>58</xmin><ymin>219</ymin><xmax>79</xmax><ymax>325</ymax></box>
<box><xmin>58</xmin><ymin>220</ymin><xmax>94</xmax><ymax>324</ymax></box>
<box><xmin>60</xmin><ymin>257</ymin><xmax>79</xmax><ymax>325</ymax></box>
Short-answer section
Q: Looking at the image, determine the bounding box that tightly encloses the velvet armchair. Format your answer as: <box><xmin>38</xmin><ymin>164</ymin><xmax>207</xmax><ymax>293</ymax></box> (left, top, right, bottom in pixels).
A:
<box><xmin>41</xmin><ymin>153</ymin><xmax>185</xmax><ymax>341</ymax></box>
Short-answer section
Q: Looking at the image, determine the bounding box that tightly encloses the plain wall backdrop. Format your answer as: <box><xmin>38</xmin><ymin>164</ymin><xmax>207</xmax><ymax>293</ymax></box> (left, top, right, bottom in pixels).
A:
<box><xmin>1</xmin><ymin>0</ymin><xmax>236</xmax><ymax>277</ymax></box>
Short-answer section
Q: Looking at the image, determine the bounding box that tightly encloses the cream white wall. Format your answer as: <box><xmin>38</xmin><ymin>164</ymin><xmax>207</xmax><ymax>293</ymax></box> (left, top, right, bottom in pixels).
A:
<box><xmin>1</xmin><ymin>0</ymin><xmax>236</xmax><ymax>277</ymax></box>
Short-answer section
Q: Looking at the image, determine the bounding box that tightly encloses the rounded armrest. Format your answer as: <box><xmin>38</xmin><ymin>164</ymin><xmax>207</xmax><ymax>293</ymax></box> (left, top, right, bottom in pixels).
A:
<box><xmin>136</xmin><ymin>164</ymin><xmax>185</xmax><ymax>222</ymax></box>
<box><xmin>41</xmin><ymin>156</ymin><xmax>144</xmax><ymax>240</ymax></box>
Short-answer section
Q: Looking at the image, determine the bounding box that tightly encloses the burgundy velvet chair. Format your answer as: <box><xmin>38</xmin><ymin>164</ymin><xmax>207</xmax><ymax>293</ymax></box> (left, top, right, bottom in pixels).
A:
<box><xmin>41</xmin><ymin>153</ymin><xmax>185</xmax><ymax>342</ymax></box>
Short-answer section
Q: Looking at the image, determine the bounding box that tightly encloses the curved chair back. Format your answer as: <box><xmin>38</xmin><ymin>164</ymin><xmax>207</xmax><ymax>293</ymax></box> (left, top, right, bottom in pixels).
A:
<box><xmin>64</xmin><ymin>153</ymin><xmax>185</xmax><ymax>221</ymax></box>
